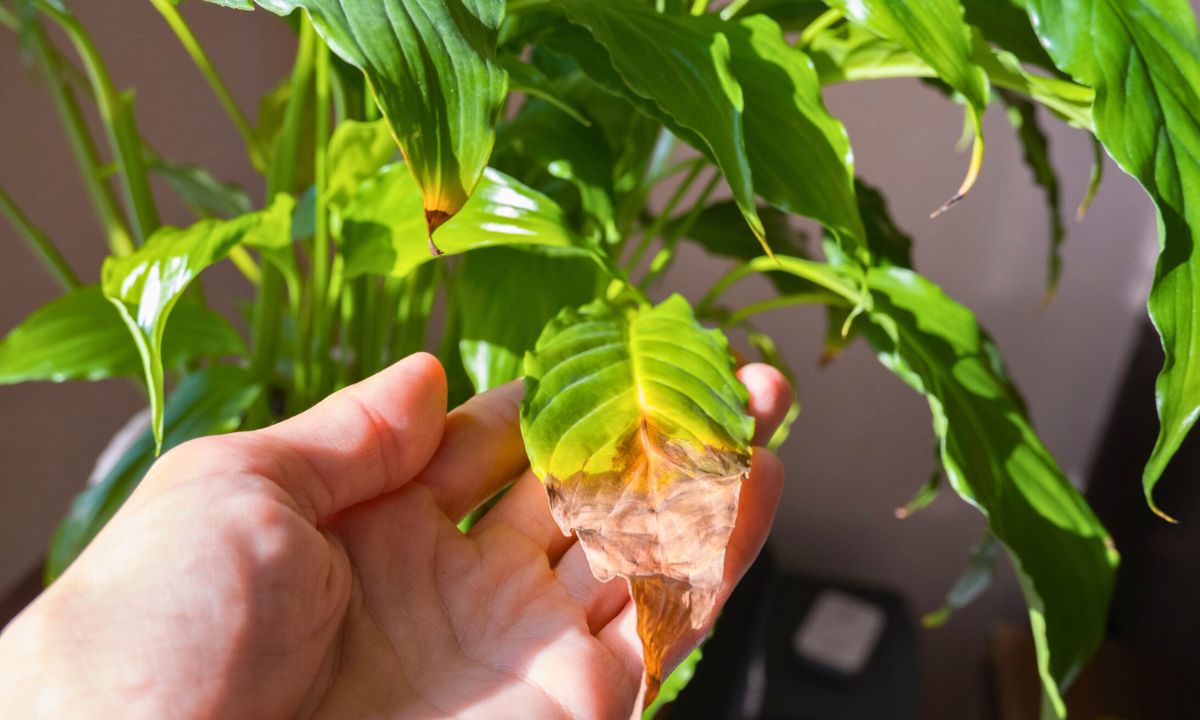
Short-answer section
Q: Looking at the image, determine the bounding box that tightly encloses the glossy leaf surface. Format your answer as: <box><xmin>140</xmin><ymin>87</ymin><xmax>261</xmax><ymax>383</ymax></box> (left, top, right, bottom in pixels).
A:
<box><xmin>0</xmin><ymin>286</ymin><xmax>242</xmax><ymax>385</ymax></box>
<box><xmin>45</xmin><ymin>365</ymin><xmax>262</xmax><ymax>582</ymax></box>
<box><xmin>861</xmin><ymin>266</ymin><xmax>1117</xmax><ymax>716</ymax></box>
<box><xmin>102</xmin><ymin>195</ymin><xmax>293</xmax><ymax>448</ymax></box>
<box><xmin>458</xmin><ymin>246</ymin><xmax>599</xmax><ymax>393</ymax></box>
<box><xmin>235</xmin><ymin>0</ymin><xmax>508</xmax><ymax>230</ymax></box>
<box><xmin>1023</xmin><ymin>0</ymin><xmax>1200</xmax><ymax>517</ymax></box>
<box><xmin>341</xmin><ymin>164</ymin><xmax>585</xmax><ymax>278</ymax></box>
<box><xmin>521</xmin><ymin>295</ymin><xmax>753</xmax><ymax>702</ymax></box>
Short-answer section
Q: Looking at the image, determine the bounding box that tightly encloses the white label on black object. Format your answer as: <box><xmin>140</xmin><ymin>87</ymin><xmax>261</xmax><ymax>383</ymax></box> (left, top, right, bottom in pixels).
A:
<box><xmin>792</xmin><ymin>590</ymin><xmax>886</xmax><ymax>675</ymax></box>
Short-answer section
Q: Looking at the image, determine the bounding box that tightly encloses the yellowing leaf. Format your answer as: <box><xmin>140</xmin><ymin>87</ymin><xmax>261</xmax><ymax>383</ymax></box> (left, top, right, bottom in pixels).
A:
<box><xmin>520</xmin><ymin>295</ymin><xmax>753</xmax><ymax>702</ymax></box>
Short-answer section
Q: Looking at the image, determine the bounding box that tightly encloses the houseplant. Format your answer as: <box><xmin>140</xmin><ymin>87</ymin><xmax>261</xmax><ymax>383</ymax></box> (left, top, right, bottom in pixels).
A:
<box><xmin>2</xmin><ymin>0</ymin><xmax>1198</xmax><ymax>715</ymax></box>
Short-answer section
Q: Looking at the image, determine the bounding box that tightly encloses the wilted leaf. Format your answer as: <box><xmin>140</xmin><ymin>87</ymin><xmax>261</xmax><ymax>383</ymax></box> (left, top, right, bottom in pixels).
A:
<box><xmin>1023</xmin><ymin>0</ymin><xmax>1200</xmax><ymax>518</ymax></box>
<box><xmin>521</xmin><ymin>295</ymin><xmax>753</xmax><ymax>702</ymax></box>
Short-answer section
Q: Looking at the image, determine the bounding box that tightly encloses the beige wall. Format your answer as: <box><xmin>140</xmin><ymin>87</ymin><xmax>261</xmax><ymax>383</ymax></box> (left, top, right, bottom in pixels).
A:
<box><xmin>0</xmin><ymin>3</ymin><xmax>1166</xmax><ymax>718</ymax></box>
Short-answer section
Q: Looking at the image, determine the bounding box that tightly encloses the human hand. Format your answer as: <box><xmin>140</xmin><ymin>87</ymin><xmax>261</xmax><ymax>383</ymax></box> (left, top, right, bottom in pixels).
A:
<box><xmin>0</xmin><ymin>353</ymin><xmax>789</xmax><ymax>719</ymax></box>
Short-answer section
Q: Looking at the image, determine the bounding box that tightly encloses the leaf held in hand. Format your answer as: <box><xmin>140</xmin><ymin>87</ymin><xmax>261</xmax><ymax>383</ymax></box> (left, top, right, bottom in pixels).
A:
<box><xmin>521</xmin><ymin>295</ymin><xmax>754</xmax><ymax>702</ymax></box>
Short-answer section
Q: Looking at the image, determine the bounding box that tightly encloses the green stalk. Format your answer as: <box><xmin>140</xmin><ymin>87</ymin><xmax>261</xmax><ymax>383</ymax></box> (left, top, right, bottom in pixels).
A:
<box><xmin>724</xmin><ymin>292</ymin><xmax>846</xmax><ymax>325</ymax></box>
<box><xmin>641</xmin><ymin>169</ymin><xmax>721</xmax><ymax>289</ymax></box>
<box><xmin>148</xmin><ymin>0</ymin><xmax>268</xmax><ymax>170</ymax></box>
<box><xmin>624</xmin><ymin>162</ymin><xmax>703</xmax><ymax>274</ymax></box>
<box><xmin>2</xmin><ymin>15</ymin><xmax>134</xmax><ymax>255</ymax></box>
<box><xmin>309</xmin><ymin>41</ymin><xmax>333</xmax><ymax>400</ymax></box>
<box><xmin>0</xmin><ymin>185</ymin><xmax>81</xmax><ymax>290</ymax></box>
<box><xmin>37</xmin><ymin>1</ymin><xmax>159</xmax><ymax>243</ymax></box>
<box><xmin>252</xmin><ymin>21</ymin><xmax>316</xmax><ymax>379</ymax></box>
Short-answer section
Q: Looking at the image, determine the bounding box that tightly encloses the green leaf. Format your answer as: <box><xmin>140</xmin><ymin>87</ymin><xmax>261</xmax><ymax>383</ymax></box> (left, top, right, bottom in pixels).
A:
<box><xmin>999</xmin><ymin>90</ymin><xmax>1065</xmax><ymax>294</ymax></box>
<box><xmin>459</xmin><ymin>246</ymin><xmax>600</xmax><ymax>393</ymax></box>
<box><xmin>554</xmin><ymin>0</ymin><xmax>765</xmax><ymax>247</ymax></box>
<box><xmin>521</xmin><ymin>294</ymin><xmax>752</xmax><ymax>701</ymax></box>
<box><xmin>826</xmin><ymin>0</ymin><xmax>989</xmax><ymax>208</ymax></box>
<box><xmin>102</xmin><ymin>195</ymin><xmax>294</xmax><ymax>449</ymax></box>
<box><xmin>550</xmin><ymin>5</ymin><xmax>865</xmax><ymax>252</ymax></box>
<box><xmin>960</xmin><ymin>0</ymin><xmax>1057</xmax><ymax>73</ymax></box>
<box><xmin>0</xmin><ymin>286</ymin><xmax>243</xmax><ymax>385</ymax></box>
<box><xmin>494</xmin><ymin>98</ymin><xmax>618</xmax><ymax>242</ymax></box>
<box><xmin>498</xmin><ymin>54</ymin><xmax>592</xmax><ymax>127</ymax></box>
<box><xmin>236</xmin><ymin>0</ymin><xmax>508</xmax><ymax>231</ymax></box>
<box><xmin>150</xmin><ymin>159</ymin><xmax>252</xmax><ymax>219</ymax></box>
<box><xmin>1022</xmin><ymin>0</ymin><xmax>1200</xmax><ymax>518</ymax></box>
<box><xmin>45</xmin><ymin>365</ymin><xmax>262</xmax><ymax>583</ymax></box>
<box><xmin>923</xmin><ymin>531</ymin><xmax>1000</xmax><ymax>628</ymax></box>
<box><xmin>324</xmin><ymin>117</ymin><xmax>397</xmax><ymax>210</ymax></box>
<box><xmin>860</xmin><ymin>265</ymin><xmax>1117</xmax><ymax>716</ymax></box>
<box><xmin>341</xmin><ymin>164</ymin><xmax>587</xmax><ymax>278</ymax></box>
<box><xmin>643</xmin><ymin>643</ymin><xmax>702</xmax><ymax>719</ymax></box>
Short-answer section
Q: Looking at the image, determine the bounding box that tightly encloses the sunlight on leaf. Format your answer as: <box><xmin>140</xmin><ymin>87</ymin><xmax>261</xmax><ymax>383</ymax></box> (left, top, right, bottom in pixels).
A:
<box><xmin>521</xmin><ymin>295</ymin><xmax>753</xmax><ymax>703</ymax></box>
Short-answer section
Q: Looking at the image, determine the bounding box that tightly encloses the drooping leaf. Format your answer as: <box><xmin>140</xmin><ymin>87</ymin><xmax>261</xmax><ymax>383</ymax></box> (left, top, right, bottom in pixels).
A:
<box><xmin>826</xmin><ymin>0</ymin><xmax>989</xmax><ymax>209</ymax></box>
<box><xmin>150</xmin><ymin>159</ymin><xmax>252</xmax><ymax>219</ymax></box>
<box><xmin>227</xmin><ymin>0</ymin><xmax>508</xmax><ymax>232</ymax></box>
<box><xmin>341</xmin><ymin>164</ymin><xmax>588</xmax><ymax>279</ymax></box>
<box><xmin>45</xmin><ymin>365</ymin><xmax>262</xmax><ymax>583</ymax></box>
<box><xmin>0</xmin><ymin>286</ymin><xmax>243</xmax><ymax>385</ymax></box>
<box><xmin>1023</xmin><ymin>0</ymin><xmax>1200</xmax><ymax>518</ymax></box>
<box><xmin>999</xmin><ymin>89</ymin><xmax>1065</xmax><ymax>293</ymax></box>
<box><xmin>860</xmin><ymin>265</ymin><xmax>1117</xmax><ymax>716</ymax></box>
<box><xmin>458</xmin><ymin>246</ymin><xmax>600</xmax><ymax>393</ymax></box>
<box><xmin>521</xmin><ymin>295</ymin><xmax>754</xmax><ymax>703</ymax></box>
<box><xmin>923</xmin><ymin>531</ymin><xmax>1000</xmax><ymax>628</ymax></box>
<box><xmin>102</xmin><ymin>195</ymin><xmax>294</xmax><ymax>449</ymax></box>
<box><xmin>550</xmin><ymin>5</ymin><xmax>867</xmax><ymax>252</ymax></box>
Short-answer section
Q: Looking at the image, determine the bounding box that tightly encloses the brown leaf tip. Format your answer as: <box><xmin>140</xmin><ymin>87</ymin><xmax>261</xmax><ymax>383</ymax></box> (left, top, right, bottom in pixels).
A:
<box><xmin>425</xmin><ymin>209</ymin><xmax>452</xmax><ymax>256</ymax></box>
<box><xmin>542</xmin><ymin>421</ymin><xmax>751</xmax><ymax>707</ymax></box>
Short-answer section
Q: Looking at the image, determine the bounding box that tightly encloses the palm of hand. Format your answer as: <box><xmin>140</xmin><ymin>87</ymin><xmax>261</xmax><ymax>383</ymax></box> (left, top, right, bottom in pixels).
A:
<box><xmin>5</xmin><ymin>354</ymin><xmax>786</xmax><ymax>720</ymax></box>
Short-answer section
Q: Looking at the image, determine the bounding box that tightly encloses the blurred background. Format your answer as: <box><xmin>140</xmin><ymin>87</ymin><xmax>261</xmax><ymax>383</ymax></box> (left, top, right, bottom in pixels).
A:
<box><xmin>1</xmin><ymin>2</ymin><xmax>1193</xmax><ymax>718</ymax></box>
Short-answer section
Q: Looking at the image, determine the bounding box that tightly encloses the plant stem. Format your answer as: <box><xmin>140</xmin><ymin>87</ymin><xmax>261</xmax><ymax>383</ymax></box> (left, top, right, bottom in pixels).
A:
<box><xmin>641</xmin><ymin>168</ymin><xmax>721</xmax><ymax>289</ymax></box>
<box><xmin>37</xmin><ymin>1</ymin><xmax>159</xmax><ymax>244</ymax></box>
<box><xmin>799</xmin><ymin>8</ymin><xmax>843</xmax><ymax>48</ymax></box>
<box><xmin>148</xmin><ymin>0</ymin><xmax>268</xmax><ymax>170</ymax></box>
<box><xmin>0</xmin><ymin>185</ymin><xmax>81</xmax><ymax>290</ymax></box>
<box><xmin>251</xmin><ymin>21</ymin><xmax>315</xmax><ymax>380</ymax></box>
<box><xmin>725</xmin><ymin>292</ymin><xmax>846</xmax><ymax>325</ymax></box>
<box><xmin>309</xmin><ymin>40</ymin><xmax>333</xmax><ymax>401</ymax></box>
<box><xmin>689</xmin><ymin>0</ymin><xmax>708</xmax><ymax>15</ymax></box>
<box><xmin>624</xmin><ymin>161</ymin><xmax>703</xmax><ymax>275</ymax></box>
<box><xmin>5</xmin><ymin>16</ymin><xmax>134</xmax><ymax>255</ymax></box>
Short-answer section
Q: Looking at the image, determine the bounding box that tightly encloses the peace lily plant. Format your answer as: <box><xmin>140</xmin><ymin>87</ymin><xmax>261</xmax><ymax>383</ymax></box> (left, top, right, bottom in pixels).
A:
<box><xmin>3</xmin><ymin>0</ymin><xmax>1199</xmax><ymax>716</ymax></box>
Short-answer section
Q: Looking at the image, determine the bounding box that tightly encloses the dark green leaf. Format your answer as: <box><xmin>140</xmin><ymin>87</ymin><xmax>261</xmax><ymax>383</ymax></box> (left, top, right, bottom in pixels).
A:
<box><xmin>961</xmin><ymin>0</ymin><xmax>1057</xmax><ymax>73</ymax></box>
<box><xmin>999</xmin><ymin>90</ymin><xmax>1065</xmax><ymax>293</ymax></box>
<box><xmin>495</xmin><ymin>99</ymin><xmax>618</xmax><ymax>242</ymax></box>
<box><xmin>102</xmin><ymin>195</ymin><xmax>294</xmax><ymax>449</ymax></box>
<box><xmin>459</xmin><ymin>246</ymin><xmax>600</xmax><ymax>392</ymax></box>
<box><xmin>1023</xmin><ymin>0</ymin><xmax>1200</xmax><ymax>516</ymax></box>
<box><xmin>150</xmin><ymin>159</ymin><xmax>252</xmax><ymax>219</ymax></box>
<box><xmin>549</xmin><ymin>5</ymin><xmax>866</xmax><ymax>253</ymax></box>
<box><xmin>729</xmin><ymin>0</ymin><xmax>828</xmax><ymax>29</ymax></box>
<box><xmin>0</xmin><ymin>286</ymin><xmax>243</xmax><ymax>385</ymax></box>
<box><xmin>239</xmin><ymin>0</ymin><xmax>508</xmax><ymax>229</ymax></box>
<box><xmin>922</xmin><ymin>531</ymin><xmax>1000</xmax><ymax>627</ymax></box>
<box><xmin>554</xmin><ymin>0</ymin><xmax>766</xmax><ymax>246</ymax></box>
<box><xmin>341</xmin><ymin>164</ymin><xmax>588</xmax><ymax>278</ymax></box>
<box><xmin>45</xmin><ymin>365</ymin><xmax>262</xmax><ymax>582</ymax></box>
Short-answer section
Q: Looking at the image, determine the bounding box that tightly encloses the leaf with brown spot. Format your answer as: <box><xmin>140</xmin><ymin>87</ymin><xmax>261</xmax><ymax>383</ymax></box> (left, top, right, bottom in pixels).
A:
<box><xmin>520</xmin><ymin>296</ymin><xmax>754</xmax><ymax>702</ymax></box>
